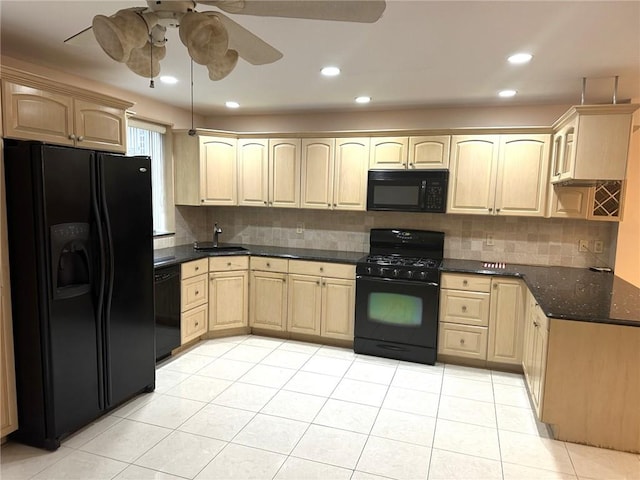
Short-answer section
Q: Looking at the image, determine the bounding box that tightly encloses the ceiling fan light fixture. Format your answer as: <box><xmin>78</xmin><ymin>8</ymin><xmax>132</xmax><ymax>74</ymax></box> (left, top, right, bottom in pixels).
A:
<box><xmin>207</xmin><ymin>49</ymin><xmax>239</xmax><ymax>81</ymax></box>
<box><xmin>92</xmin><ymin>9</ymin><xmax>148</xmax><ymax>63</ymax></box>
<box><xmin>180</xmin><ymin>12</ymin><xmax>229</xmax><ymax>65</ymax></box>
<box><xmin>321</xmin><ymin>66</ymin><xmax>341</xmax><ymax>77</ymax></box>
<box><xmin>126</xmin><ymin>41</ymin><xmax>166</xmax><ymax>78</ymax></box>
<box><xmin>355</xmin><ymin>96</ymin><xmax>371</xmax><ymax>104</ymax></box>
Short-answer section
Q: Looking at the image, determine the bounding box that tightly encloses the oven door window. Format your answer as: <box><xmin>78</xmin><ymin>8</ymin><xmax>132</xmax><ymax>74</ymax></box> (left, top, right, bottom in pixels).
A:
<box><xmin>368</xmin><ymin>292</ymin><xmax>423</xmax><ymax>326</ymax></box>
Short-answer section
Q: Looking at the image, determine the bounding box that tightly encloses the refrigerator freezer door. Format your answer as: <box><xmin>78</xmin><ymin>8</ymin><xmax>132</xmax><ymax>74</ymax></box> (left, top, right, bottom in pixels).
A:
<box><xmin>98</xmin><ymin>154</ymin><xmax>155</xmax><ymax>406</ymax></box>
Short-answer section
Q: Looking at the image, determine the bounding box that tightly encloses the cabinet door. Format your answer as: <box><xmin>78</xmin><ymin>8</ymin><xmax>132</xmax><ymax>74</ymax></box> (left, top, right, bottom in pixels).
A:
<box><xmin>321</xmin><ymin>277</ymin><xmax>355</xmax><ymax>341</ymax></box>
<box><xmin>495</xmin><ymin>134</ymin><xmax>550</xmax><ymax>217</ymax></box>
<box><xmin>369</xmin><ymin>137</ymin><xmax>408</xmax><ymax>169</ymax></box>
<box><xmin>447</xmin><ymin>135</ymin><xmax>499</xmax><ymax>214</ymax></box>
<box><xmin>181</xmin><ymin>274</ymin><xmax>208</xmax><ymax>311</ymax></box>
<box><xmin>237</xmin><ymin>139</ymin><xmax>268</xmax><ymax>207</ymax></box>
<box><xmin>287</xmin><ymin>274</ymin><xmax>322</xmax><ymax>335</ymax></box>
<box><xmin>200</xmin><ymin>137</ymin><xmax>237</xmax><ymax>205</ymax></box>
<box><xmin>408</xmin><ymin>135</ymin><xmax>451</xmax><ymax>169</ymax></box>
<box><xmin>209</xmin><ymin>271</ymin><xmax>248</xmax><ymax>331</ymax></box>
<box><xmin>73</xmin><ymin>99</ymin><xmax>126</xmax><ymax>153</ymax></box>
<box><xmin>487</xmin><ymin>278</ymin><xmax>525</xmax><ymax>365</ymax></box>
<box><xmin>438</xmin><ymin>323</ymin><xmax>488</xmax><ymax>360</ymax></box>
<box><xmin>181</xmin><ymin>304</ymin><xmax>208</xmax><ymax>344</ymax></box>
<box><xmin>333</xmin><ymin>138</ymin><xmax>369</xmax><ymax>211</ymax></box>
<box><xmin>550</xmin><ymin>131</ymin><xmax>564</xmax><ymax>183</ymax></box>
<box><xmin>548</xmin><ymin>186</ymin><xmax>589</xmax><ymax>218</ymax></box>
<box><xmin>531</xmin><ymin>308</ymin><xmax>548</xmax><ymax>418</ymax></box>
<box><xmin>301</xmin><ymin>138</ymin><xmax>334</xmax><ymax>209</ymax></box>
<box><xmin>250</xmin><ymin>271</ymin><xmax>287</xmax><ymax>331</ymax></box>
<box><xmin>269</xmin><ymin>138</ymin><xmax>301</xmax><ymax>208</ymax></box>
<box><xmin>522</xmin><ymin>291</ymin><xmax>536</xmax><ymax>391</ymax></box>
<box><xmin>2</xmin><ymin>81</ymin><xmax>74</xmax><ymax>146</ymax></box>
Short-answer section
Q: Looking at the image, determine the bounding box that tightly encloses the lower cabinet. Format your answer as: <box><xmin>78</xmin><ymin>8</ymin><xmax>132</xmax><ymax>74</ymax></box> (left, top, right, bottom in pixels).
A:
<box><xmin>438</xmin><ymin>273</ymin><xmax>525</xmax><ymax>366</ymax></box>
<box><xmin>208</xmin><ymin>256</ymin><xmax>249</xmax><ymax>331</ymax></box>
<box><xmin>522</xmin><ymin>289</ymin><xmax>549</xmax><ymax>418</ymax></box>
<box><xmin>249</xmin><ymin>257</ymin><xmax>289</xmax><ymax>331</ymax></box>
<box><xmin>180</xmin><ymin>259</ymin><xmax>208</xmax><ymax>344</ymax></box>
<box><xmin>287</xmin><ymin>260</ymin><xmax>355</xmax><ymax>341</ymax></box>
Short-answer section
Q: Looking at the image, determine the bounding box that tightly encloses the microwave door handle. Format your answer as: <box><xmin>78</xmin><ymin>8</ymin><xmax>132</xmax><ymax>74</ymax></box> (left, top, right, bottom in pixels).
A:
<box><xmin>420</xmin><ymin>180</ymin><xmax>427</xmax><ymax>209</ymax></box>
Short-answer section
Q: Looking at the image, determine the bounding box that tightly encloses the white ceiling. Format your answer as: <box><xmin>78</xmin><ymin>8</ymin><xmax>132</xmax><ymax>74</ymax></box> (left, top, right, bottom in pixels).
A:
<box><xmin>1</xmin><ymin>1</ymin><xmax>639</xmax><ymax>116</ymax></box>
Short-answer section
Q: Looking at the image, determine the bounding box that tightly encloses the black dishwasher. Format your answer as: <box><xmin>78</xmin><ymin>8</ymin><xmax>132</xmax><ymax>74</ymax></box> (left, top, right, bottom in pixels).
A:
<box><xmin>154</xmin><ymin>265</ymin><xmax>180</xmax><ymax>361</ymax></box>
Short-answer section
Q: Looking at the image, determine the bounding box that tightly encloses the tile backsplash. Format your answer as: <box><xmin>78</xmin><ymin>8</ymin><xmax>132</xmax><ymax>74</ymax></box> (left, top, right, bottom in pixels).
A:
<box><xmin>156</xmin><ymin>206</ymin><xmax>617</xmax><ymax>268</ymax></box>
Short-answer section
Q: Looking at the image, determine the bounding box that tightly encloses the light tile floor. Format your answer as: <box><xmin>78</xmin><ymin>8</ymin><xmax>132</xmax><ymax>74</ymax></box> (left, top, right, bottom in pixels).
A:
<box><xmin>2</xmin><ymin>334</ymin><xmax>639</xmax><ymax>480</ymax></box>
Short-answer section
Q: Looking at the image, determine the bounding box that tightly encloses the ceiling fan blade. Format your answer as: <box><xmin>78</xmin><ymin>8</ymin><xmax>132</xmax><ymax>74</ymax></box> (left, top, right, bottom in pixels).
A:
<box><xmin>207</xmin><ymin>12</ymin><xmax>283</xmax><ymax>65</ymax></box>
<box><xmin>64</xmin><ymin>26</ymin><xmax>95</xmax><ymax>45</ymax></box>
<box><xmin>201</xmin><ymin>0</ymin><xmax>386</xmax><ymax>23</ymax></box>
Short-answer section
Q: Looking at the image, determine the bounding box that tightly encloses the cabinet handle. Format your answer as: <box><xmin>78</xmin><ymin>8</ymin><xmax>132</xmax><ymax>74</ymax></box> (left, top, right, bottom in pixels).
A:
<box><xmin>269</xmin><ymin>202</ymin><xmax>273</xmax><ymax>206</ymax></box>
<box><xmin>316</xmin><ymin>281</ymin><xmax>320</xmax><ymax>285</ymax></box>
<box><xmin>68</xmin><ymin>134</ymin><xmax>76</xmax><ymax>140</ymax></box>
<box><xmin>409</xmin><ymin>163</ymin><xmax>414</xmax><ymax>168</ymax></box>
<box><xmin>493</xmin><ymin>283</ymin><xmax>498</xmax><ymax>289</ymax></box>
<box><xmin>462</xmin><ymin>280</ymin><xmax>468</xmax><ymax>286</ymax></box>
<box><xmin>461</xmin><ymin>305</ymin><xmax>467</xmax><ymax>312</ymax></box>
<box><xmin>195</xmin><ymin>290</ymin><xmax>199</xmax><ymax>295</ymax></box>
<box><xmin>320</xmin><ymin>267</ymin><xmax>324</xmax><ymax>272</ymax></box>
<box><xmin>195</xmin><ymin>322</ymin><xmax>199</xmax><ymax>327</ymax></box>
<box><xmin>264</xmin><ymin>201</ymin><xmax>268</xmax><ymax>205</ymax></box>
<box><xmin>327</xmin><ymin>203</ymin><xmax>331</xmax><ymax>207</ymax></box>
<box><xmin>195</xmin><ymin>266</ymin><xmax>199</xmax><ymax>271</ymax></box>
<box><xmin>333</xmin><ymin>203</ymin><xmax>337</xmax><ymax>207</ymax></box>
<box><xmin>533</xmin><ymin>321</ymin><xmax>540</xmax><ymax>328</ymax></box>
<box><xmin>77</xmin><ymin>136</ymin><xmax>84</xmax><ymax>142</ymax></box>
<box><xmin>488</xmin><ymin>207</ymin><xmax>493</xmax><ymax>212</ymax></box>
<box><xmin>322</xmin><ymin>281</ymin><xmax>326</xmax><ymax>286</ymax></box>
<box><xmin>227</xmin><ymin>262</ymin><xmax>232</xmax><ymax>266</ymax></box>
<box><xmin>266</xmin><ymin>262</ymin><xmax>271</xmax><ymax>267</ymax></box>
<box><xmin>460</xmin><ymin>338</ymin><xmax>465</xmax><ymax>345</ymax></box>
<box><xmin>496</xmin><ymin>208</ymin><xmax>501</xmax><ymax>213</ymax></box>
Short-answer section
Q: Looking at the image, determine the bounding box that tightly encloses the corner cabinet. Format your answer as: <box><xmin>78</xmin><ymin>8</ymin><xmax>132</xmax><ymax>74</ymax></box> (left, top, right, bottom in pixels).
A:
<box><xmin>174</xmin><ymin>132</ymin><xmax>237</xmax><ymax>206</ymax></box>
<box><xmin>550</xmin><ymin>104</ymin><xmax>638</xmax><ymax>184</ymax></box>
<box><xmin>522</xmin><ymin>289</ymin><xmax>548</xmax><ymax>419</ymax></box>
<box><xmin>447</xmin><ymin>134</ymin><xmax>550</xmax><ymax>217</ymax></box>
<box><xmin>208</xmin><ymin>256</ymin><xmax>249</xmax><ymax>331</ymax></box>
<box><xmin>487</xmin><ymin>278</ymin><xmax>525</xmax><ymax>365</ymax></box>
<box><xmin>1</xmin><ymin>68</ymin><xmax>131</xmax><ymax>153</ymax></box>
<box><xmin>249</xmin><ymin>257</ymin><xmax>289</xmax><ymax>331</ymax></box>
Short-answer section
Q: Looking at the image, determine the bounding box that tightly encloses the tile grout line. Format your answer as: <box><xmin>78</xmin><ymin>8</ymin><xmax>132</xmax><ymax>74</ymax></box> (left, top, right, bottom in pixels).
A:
<box><xmin>425</xmin><ymin>362</ymin><xmax>447</xmax><ymax>480</ymax></box>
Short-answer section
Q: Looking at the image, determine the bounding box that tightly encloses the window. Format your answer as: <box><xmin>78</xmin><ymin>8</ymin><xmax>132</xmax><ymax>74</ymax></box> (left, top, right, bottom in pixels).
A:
<box><xmin>126</xmin><ymin>119</ymin><xmax>173</xmax><ymax>235</ymax></box>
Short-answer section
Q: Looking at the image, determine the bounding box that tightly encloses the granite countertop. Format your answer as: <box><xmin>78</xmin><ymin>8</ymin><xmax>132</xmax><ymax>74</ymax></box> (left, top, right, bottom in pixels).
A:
<box><xmin>441</xmin><ymin>259</ymin><xmax>639</xmax><ymax>328</ymax></box>
<box><xmin>154</xmin><ymin>244</ymin><xmax>639</xmax><ymax>328</ymax></box>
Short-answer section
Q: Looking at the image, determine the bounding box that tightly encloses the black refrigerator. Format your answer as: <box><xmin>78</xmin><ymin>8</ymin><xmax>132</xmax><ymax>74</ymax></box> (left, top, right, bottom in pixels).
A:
<box><xmin>3</xmin><ymin>140</ymin><xmax>155</xmax><ymax>450</ymax></box>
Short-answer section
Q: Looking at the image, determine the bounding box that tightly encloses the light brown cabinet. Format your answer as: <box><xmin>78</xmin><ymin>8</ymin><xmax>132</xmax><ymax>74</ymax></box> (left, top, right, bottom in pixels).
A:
<box><xmin>448</xmin><ymin>134</ymin><xmax>550</xmax><ymax>217</ymax></box>
<box><xmin>522</xmin><ymin>289</ymin><xmax>548</xmax><ymax>418</ymax></box>
<box><xmin>369</xmin><ymin>136</ymin><xmax>450</xmax><ymax>170</ymax></box>
<box><xmin>287</xmin><ymin>260</ymin><xmax>355</xmax><ymax>341</ymax></box>
<box><xmin>174</xmin><ymin>133</ymin><xmax>237</xmax><ymax>206</ymax></box>
<box><xmin>487</xmin><ymin>278</ymin><xmax>525</xmax><ymax>365</ymax></box>
<box><xmin>1</xmin><ymin>72</ymin><xmax>130</xmax><ymax>153</ymax></box>
<box><xmin>550</xmin><ymin>104</ymin><xmax>637</xmax><ymax>184</ymax></box>
<box><xmin>301</xmin><ymin>138</ymin><xmax>368</xmax><ymax>211</ymax></box>
<box><xmin>249</xmin><ymin>257</ymin><xmax>289</xmax><ymax>331</ymax></box>
<box><xmin>208</xmin><ymin>256</ymin><xmax>249</xmax><ymax>331</ymax></box>
<box><xmin>180</xmin><ymin>259</ymin><xmax>208</xmax><ymax>344</ymax></box>
<box><xmin>237</xmin><ymin>138</ymin><xmax>301</xmax><ymax>208</ymax></box>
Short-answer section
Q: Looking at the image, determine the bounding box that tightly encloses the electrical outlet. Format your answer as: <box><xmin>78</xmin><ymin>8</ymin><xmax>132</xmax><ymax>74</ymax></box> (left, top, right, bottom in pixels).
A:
<box><xmin>486</xmin><ymin>234</ymin><xmax>494</xmax><ymax>246</ymax></box>
<box><xmin>296</xmin><ymin>223</ymin><xmax>304</xmax><ymax>234</ymax></box>
<box><xmin>594</xmin><ymin>240</ymin><xmax>604</xmax><ymax>254</ymax></box>
<box><xmin>578</xmin><ymin>240</ymin><xmax>589</xmax><ymax>252</ymax></box>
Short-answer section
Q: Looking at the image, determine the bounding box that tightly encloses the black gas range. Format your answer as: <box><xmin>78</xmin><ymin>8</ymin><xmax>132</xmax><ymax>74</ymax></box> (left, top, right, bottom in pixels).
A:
<box><xmin>354</xmin><ymin>229</ymin><xmax>444</xmax><ymax>365</ymax></box>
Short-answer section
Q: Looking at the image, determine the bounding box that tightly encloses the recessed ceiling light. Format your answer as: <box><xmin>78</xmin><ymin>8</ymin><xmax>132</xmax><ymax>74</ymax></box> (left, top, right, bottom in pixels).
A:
<box><xmin>507</xmin><ymin>53</ymin><xmax>533</xmax><ymax>64</ymax></box>
<box><xmin>159</xmin><ymin>75</ymin><xmax>178</xmax><ymax>84</ymax></box>
<box><xmin>321</xmin><ymin>66</ymin><xmax>341</xmax><ymax>77</ymax></box>
<box><xmin>355</xmin><ymin>96</ymin><xmax>371</xmax><ymax>104</ymax></box>
<box><xmin>498</xmin><ymin>89</ymin><xmax>517</xmax><ymax>98</ymax></box>
<box><xmin>225</xmin><ymin>101</ymin><xmax>240</xmax><ymax>109</ymax></box>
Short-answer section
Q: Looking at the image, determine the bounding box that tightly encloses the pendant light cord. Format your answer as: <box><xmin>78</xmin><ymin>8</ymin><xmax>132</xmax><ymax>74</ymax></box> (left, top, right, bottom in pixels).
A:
<box><xmin>188</xmin><ymin>60</ymin><xmax>196</xmax><ymax>136</ymax></box>
<box><xmin>149</xmin><ymin>34</ymin><xmax>155</xmax><ymax>88</ymax></box>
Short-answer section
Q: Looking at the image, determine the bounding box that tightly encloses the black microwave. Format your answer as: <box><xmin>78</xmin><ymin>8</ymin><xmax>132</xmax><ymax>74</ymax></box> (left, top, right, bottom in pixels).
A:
<box><xmin>367</xmin><ymin>169</ymin><xmax>449</xmax><ymax>213</ymax></box>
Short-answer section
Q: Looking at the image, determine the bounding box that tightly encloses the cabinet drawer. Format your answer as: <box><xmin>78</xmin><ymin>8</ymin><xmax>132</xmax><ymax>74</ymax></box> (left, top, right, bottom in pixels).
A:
<box><xmin>438</xmin><ymin>323</ymin><xmax>488</xmax><ymax>360</ymax></box>
<box><xmin>250</xmin><ymin>256</ymin><xmax>289</xmax><ymax>273</ymax></box>
<box><xmin>439</xmin><ymin>290</ymin><xmax>490</xmax><ymax>326</ymax></box>
<box><xmin>441</xmin><ymin>273</ymin><xmax>491</xmax><ymax>292</ymax></box>
<box><xmin>288</xmin><ymin>260</ymin><xmax>355</xmax><ymax>279</ymax></box>
<box><xmin>209</xmin><ymin>255</ymin><xmax>249</xmax><ymax>271</ymax></box>
<box><xmin>181</xmin><ymin>274</ymin><xmax>208</xmax><ymax>311</ymax></box>
<box><xmin>182</xmin><ymin>259</ymin><xmax>208</xmax><ymax>279</ymax></box>
<box><xmin>181</xmin><ymin>303</ymin><xmax>207</xmax><ymax>344</ymax></box>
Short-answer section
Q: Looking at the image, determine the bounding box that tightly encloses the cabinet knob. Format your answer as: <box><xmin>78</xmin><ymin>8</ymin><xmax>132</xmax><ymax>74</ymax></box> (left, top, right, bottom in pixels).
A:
<box><xmin>409</xmin><ymin>163</ymin><xmax>414</xmax><ymax>168</ymax></box>
<box><xmin>533</xmin><ymin>321</ymin><xmax>540</xmax><ymax>328</ymax></box>
<box><xmin>195</xmin><ymin>266</ymin><xmax>199</xmax><ymax>271</ymax></box>
<box><xmin>496</xmin><ymin>208</ymin><xmax>501</xmax><ymax>213</ymax></box>
<box><xmin>316</xmin><ymin>281</ymin><xmax>320</xmax><ymax>285</ymax></box>
<box><xmin>460</xmin><ymin>338</ymin><xmax>465</xmax><ymax>345</ymax></box>
<box><xmin>68</xmin><ymin>134</ymin><xmax>76</xmax><ymax>140</ymax></box>
<box><xmin>195</xmin><ymin>322</ymin><xmax>199</xmax><ymax>327</ymax></box>
<box><xmin>462</xmin><ymin>280</ymin><xmax>468</xmax><ymax>286</ymax></box>
<box><xmin>327</xmin><ymin>203</ymin><xmax>331</xmax><ymax>207</ymax></box>
<box><xmin>264</xmin><ymin>201</ymin><xmax>268</xmax><ymax>205</ymax></box>
<box><xmin>227</xmin><ymin>262</ymin><xmax>231</xmax><ymax>266</ymax></box>
<box><xmin>333</xmin><ymin>203</ymin><xmax>337</xmax><ymax>207</ymax></box>
<box><xmin>322</xmin><ymin>281</ymin><xmax>326</xmax><ymax>286</ymax></box>
<box><xmin>488</xmin><ymin>207</ymin><xmax>493</xmax><ymax>212</ymax></box>
<box><xmin>493</xmin><ymin>283</ymin><xmax>498</xmax><ymax>289</ymax></box>
<box><xmin>461</xmin><ymin>305</ymin><xmax>467</xmax><ymax>312</ymax></box>
<box><xmin>77</xmin><ymin>136</ymin><xmax>84</xmax><ymax>142</ymax></box>
<box><xmin>195</xmin><ymin>290</ymin><xmax>199</xmax><ymax>295</ymax></box>
<box><xmin>266</xmin><ymin>262</ymin><xmax>271</xmax><ymax>267</ymax></box>
<box><xmin>320</xmin><ymin>267</ymin><xmax>324</xmax><ymax>272</ymax></box>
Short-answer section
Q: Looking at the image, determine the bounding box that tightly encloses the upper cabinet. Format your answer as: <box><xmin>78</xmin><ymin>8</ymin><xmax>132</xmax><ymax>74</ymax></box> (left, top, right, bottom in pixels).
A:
<box><xmin>448</xmin><ymin>134</ymin><xmax>550</xmax><ymax>217</ymax></box>
<box><xmin>550</xmin><ymin>104</ymin><xmax>638</xmax><ymax>185</ymax></box>
<box><xmin>174</xmin><ymin>132</ymin><xmax>237</xmax><ymax>206</ymax></box>
<box><xmin>301</xmin><ymin>137</ymin><xmax>368</xmax><ymax>210</ymax></box>
<box><xmin>369</xmin><ymin>135</ymin><xmax>450</xmax><ymax>170</ymax></box>
<box><xmin>1</xmin><ymin>68</ymin><xmax>131</xmax><ymax>153</ymax></box>
<box><xmin>237</xmin><ymin>138</ymin><xmax>301</xmax><ymax>208</ymax></box>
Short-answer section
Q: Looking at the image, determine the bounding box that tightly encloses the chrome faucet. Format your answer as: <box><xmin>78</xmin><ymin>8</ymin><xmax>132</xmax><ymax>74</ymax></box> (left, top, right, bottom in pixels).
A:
<box><xmin>213</xmin><ymin>223</ymin><xmax>223</xmax><ymax>247</ymax></box>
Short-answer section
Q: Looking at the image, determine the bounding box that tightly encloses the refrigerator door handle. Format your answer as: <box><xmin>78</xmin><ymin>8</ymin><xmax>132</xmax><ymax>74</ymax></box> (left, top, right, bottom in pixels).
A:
<box><xmin>98</xmin><ymin>157</ymin><xmax>115</xmax><ymax>405</ymax></box>
<box><xmin>90</xmin><ymin>158</ymin><xmax>106</xmax><ymax>411</ymax></box>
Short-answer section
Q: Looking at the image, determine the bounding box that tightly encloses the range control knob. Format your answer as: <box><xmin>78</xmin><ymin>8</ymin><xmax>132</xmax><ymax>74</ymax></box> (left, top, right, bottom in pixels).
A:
<box><xmin>366</xmin><ymin>267</ymin><xmax>373</xmax><ymax>275</ymax></box>
<box><xmin>379</xmin><ymin>267</ymin><xmax>387</xmax><ymax>276</ymax></box>
<box><xmin>406</xmin><ymin>270</ymin><xmax>414</xmax><ymax>278</ymax></box>
<box><xmin>419</xmin><ymin>271</ymin><xmax>427</xmax><ymax>280</ymax></box>
<box><xmin>393</xmin><ymin>269</ymin><xmax>400</xmax><ymax>277</ymax></box>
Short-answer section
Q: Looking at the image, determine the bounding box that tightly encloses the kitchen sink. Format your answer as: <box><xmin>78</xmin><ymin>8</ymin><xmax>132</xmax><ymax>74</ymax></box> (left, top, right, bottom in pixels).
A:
<box><xmin>193</xmin><ymin>242</ymin><xmax>248</xmax><ymax>252</ymax></box>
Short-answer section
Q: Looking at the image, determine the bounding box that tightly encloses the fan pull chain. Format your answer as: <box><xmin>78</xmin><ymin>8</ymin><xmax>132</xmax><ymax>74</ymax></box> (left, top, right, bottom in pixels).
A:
<box><xmin>188</xmin><ymin>59</ymin><xmax>196</xmax><ymax>136</ymax></box>
<box><xmin>149</xmin><ymin>34</ymin><xmax>155</xmax><ymax>88</ymax></box>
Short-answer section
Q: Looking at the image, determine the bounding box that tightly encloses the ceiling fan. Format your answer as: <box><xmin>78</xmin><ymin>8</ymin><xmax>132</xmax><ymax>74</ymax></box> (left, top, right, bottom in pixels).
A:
<box><xmin>65</xmin><ymin>0</ymin><xmax>386</xmax><ymax>81</ymax></box>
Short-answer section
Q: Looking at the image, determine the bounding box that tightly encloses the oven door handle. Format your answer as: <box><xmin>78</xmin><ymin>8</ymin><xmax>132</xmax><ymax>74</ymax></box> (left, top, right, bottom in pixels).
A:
<box><xmin>356</xmin><ymin>275</ymin><xmax>439</xmax><ymax>288</ymax></box>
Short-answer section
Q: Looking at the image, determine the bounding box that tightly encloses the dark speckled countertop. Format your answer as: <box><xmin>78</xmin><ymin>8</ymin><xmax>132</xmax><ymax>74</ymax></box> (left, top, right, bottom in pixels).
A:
<box><xmin>441</xmin><ymin>259</ymin><xmax>639</xmax><ymax>327</ymax></box>
<box><xmin>154</xmin><ymin>244</ymin><xmax>639</xmax><ymax>328</ymax></box>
